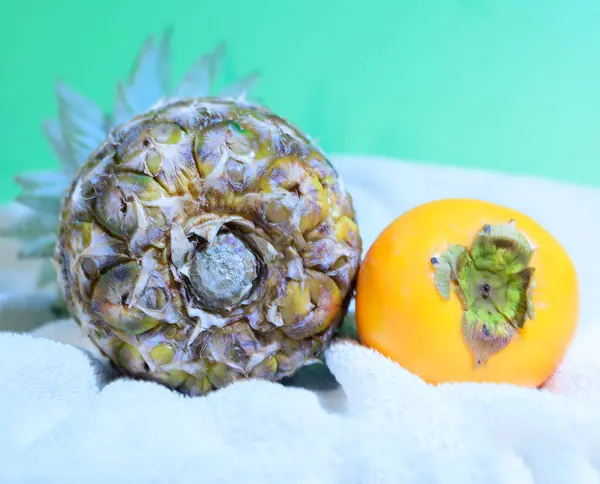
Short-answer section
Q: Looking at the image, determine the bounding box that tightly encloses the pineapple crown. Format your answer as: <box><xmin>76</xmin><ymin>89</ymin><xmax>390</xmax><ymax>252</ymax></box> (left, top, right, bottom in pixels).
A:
<box><xmin>1</xmin><ymin>31</ymin><xmax>260</xmax><ymax>289</ymax></box>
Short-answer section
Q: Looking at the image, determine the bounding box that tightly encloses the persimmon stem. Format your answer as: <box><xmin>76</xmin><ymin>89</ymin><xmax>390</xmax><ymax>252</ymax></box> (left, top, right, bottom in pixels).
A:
<box><xmin>432</xmin><ymin>221</ymin><xmax>536</xmax><ymax>367</ymax></box>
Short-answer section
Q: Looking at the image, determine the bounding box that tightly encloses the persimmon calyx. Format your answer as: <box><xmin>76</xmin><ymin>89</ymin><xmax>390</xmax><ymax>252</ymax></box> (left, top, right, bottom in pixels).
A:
<box><xmin>431</xmin><ymin>221</ymin><xmax>536</xmax><ymax>367</ymax></box>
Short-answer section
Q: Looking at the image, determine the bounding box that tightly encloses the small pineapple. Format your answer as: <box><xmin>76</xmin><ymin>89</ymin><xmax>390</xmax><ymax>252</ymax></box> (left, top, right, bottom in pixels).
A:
<box><xmin>10</xmin><ymin>32</ymin><xmax>362</xmax><ymax>396</ymax></box>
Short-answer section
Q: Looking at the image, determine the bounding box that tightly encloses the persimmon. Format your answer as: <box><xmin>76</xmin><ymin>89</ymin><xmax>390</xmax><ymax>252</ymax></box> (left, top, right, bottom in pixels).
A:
<box><xmin>355</xmin><ymin>198</ymin><xmax>579</xmax><ymax>388</ymax></box>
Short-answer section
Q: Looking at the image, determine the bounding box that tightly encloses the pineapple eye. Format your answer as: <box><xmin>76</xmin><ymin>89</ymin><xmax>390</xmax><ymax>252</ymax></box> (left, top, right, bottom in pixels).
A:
<box><xmin>94</xmin><ymin>186</ymin><xmax>137</xmax><ymax>238</ymax></box>
<box><xmin>276</xmin><ymin>133</ymin><xmax>294</xmax><ymax>155</ymax></box>
<box><xmin>195</xmin><ymin>121</ymin><xmax>256</xmax><ymax>170</ymax></box>
<box><xmin>265</xmin><ymin>198</ymin><xmax>294</xmax><ymax>224</ymax></box>
<box><xmin>141</xmin><ymin>286</ymin><xmax>168</xmax><ymax>310</ymax></box>
<box><xmin>146</xmin><ymin>151</ymin><xmax>163</xmax><ymax>176</ymax></box>
<box><xmin>81</xmin><ymin>257</ymin><xmax>99</xmax><ymax>278</ymax></box>
<box><xmin>150</xmin><ymin>343</ymin><xmax>175</xmax><ymax>366</ymax></box>
<box><xmin>225</xmin><ymin>158</ymin><xmax>246</xmax><ymax>185</ymax></box>
<box><xmin>81</xmin><ymin>222</ymin><xmax>92</xmax><ymax>248</ymax></box>
<box><xmin>331</xmin><ymin>257</ymin><xmax>347</xmax><ymax>270</ymax></box>
<box><xmin>150</xmin><ymin>123</ymin><xmax>184</xmax><ymax>144</ymax></box>
<box><xmin>91</xmin><ymin>262</ymin><xmax>161</xmax><ymax>335</ymax></box>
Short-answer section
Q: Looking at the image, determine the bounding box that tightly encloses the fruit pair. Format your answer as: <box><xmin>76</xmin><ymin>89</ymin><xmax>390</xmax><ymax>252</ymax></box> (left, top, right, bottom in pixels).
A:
<box><xmin>5</xmin><ymin>33</ymin><xmax>578</xmax><ymax>395</ymax></box>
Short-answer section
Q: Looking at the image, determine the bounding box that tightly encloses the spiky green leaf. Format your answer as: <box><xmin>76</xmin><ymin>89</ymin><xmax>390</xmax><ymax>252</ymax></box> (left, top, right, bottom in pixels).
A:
<box><xmin>57</xmin><ymin>82</ymin><xmax>108</xmax><ymax>167</ymax></box>
<box><xmin>43</xmin><ymin>120</ymin><xmax>78</xmax><ymax>172</ymax></box>
<box><xmin>0</xmin><ymin>292</ymin><xmax>62</xmax><ymax>332</ymax></box>
<box><xmin>37</xmin><ymin>259</ymin><xmax>59</xmax><ymax>288</ymax></box>
<box><xmin>158</xmin><ymin>29</ymin><xmax>173</xmax><ymax>96</ymax></box>
<box><xmin>174</xmin><ymin>54</ymin><xmax>211</xmax><ymax>99</ymax></box>
<box><xmin>18</xmin><ymin>234</ymin><xmax>56</xmax><ymax>259</ymax></box>
<box><xmin>16</xmin><ymin>187</ymin><xmax>63</xmax><ymax>215</ymax></box>
<box><xmin>111</xmin><ymin>34</ymin><xmax>172</xmax><ymax>128</ymax></box>
<box><xmin>0</xmin><ymin>211</ymin><xmax>58</xmax><ymax>240</ymax></box>
<box><xmin>174</xmin><ymin>43</ymin><xmax>226</xmax><ymax>99</ymax></box>
<box><xmin>112</xmin><ymin>83</ymin><xmax>135</xmax><ymax>129</ymax></box>
<box><xmin>111</xmin><ymin>84</ymin><xmax>133</xmax><ymax>129</ymax></box>
<box><xmin>125</xmin><ymin>35</ymin><xmax>167</xmax><ymax>104</ymax></box>
<box><xmin>220</xmin><ymin>72</ymin><xmax>260</xmax><ymax>99</ymax></box>
<box><xmin>14</xmin><ymin>170</ymin><xmax>71</xmax><ymax>191</ymax></box>
<box><xmin>209</xmin><ymin>43</ymin><xmax>226</xmax><ymax>80</ymax></box>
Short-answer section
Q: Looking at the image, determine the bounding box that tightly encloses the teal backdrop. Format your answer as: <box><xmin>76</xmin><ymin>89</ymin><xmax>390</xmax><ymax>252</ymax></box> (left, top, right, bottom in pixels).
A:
<box><xmin>3</xmin><ymin>0</ymin><xmax>600</xmax><ymax>203</ymax></box>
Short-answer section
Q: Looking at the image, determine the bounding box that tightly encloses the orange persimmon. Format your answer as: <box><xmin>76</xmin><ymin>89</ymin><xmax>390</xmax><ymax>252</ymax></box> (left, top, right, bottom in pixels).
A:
<box><xmin>355</xmin><ymin>198</ymin><xmax>579</xmax><ymax>388</ymax></box>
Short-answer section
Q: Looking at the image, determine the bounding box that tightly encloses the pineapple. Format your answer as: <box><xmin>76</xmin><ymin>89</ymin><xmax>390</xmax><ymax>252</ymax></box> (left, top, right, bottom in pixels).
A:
<box><xmin>7</xmin><ymin>32</ymin><xmax>362</xmax><ymax>396</ymax></box>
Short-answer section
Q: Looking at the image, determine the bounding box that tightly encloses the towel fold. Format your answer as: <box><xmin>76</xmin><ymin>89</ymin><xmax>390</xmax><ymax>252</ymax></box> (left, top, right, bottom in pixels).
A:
<box><xmin>1</xmin><ymin>323</ymin><xmax>599</xmax><ymax>484</ymax></box>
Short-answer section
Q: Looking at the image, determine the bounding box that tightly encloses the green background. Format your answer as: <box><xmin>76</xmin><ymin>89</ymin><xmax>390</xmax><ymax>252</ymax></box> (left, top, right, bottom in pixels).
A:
<box><xmin>3</xmin><ymin>0</ymin><xmax>600</xmax><ymax>203</ymax></box>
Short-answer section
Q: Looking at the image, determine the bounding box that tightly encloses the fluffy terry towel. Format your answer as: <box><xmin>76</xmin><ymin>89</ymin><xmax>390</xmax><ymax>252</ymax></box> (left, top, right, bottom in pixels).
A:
<box><xmin>1</xmin><ymin>155</ymin><xmax>599</xmax><ymax>484</ymax></box>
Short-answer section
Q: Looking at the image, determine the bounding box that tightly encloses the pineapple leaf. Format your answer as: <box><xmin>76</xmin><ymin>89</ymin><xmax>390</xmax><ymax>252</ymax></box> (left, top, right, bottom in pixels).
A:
<box><xmin>111</xmin><ymin>33</ymin><xmax>172</xmax><ymax>128</ymax></box>
<box><xmin>208</xmin><ymin>42</ymin><xmax>226</xmax><ymax>85</ymax></box>
<box><xmin>0</xmin><ymin>292</ymin><xmax>63</xmax><ymax>333</ymax></box>
<box><xmin>57</xmin><ymin>82</ymin><xmax>108</xmax><ymax>167</ymax></box>
<box><xmin>14</xmin><ymin>170</ymin><xmax>71</xmax><ymax>191</ymax></box>
<box><xmin>0</xmin><ymin>211</ymin><xmax>59</xmax><ymax>240</ymax></box>
<box><xmin>16</xmin><ymin>188</ymin><xmax>63</xmax><ymax>214</ymax></box>
<box><xmin>158</xmin><ymin>28</ymin><xmax>173</xmax><ymax>95</ymax></box>
<box><xmin>18</xmin><ymin>234</ymin><xmax>57</xmax><ymax>259</ymax></box>
<box><xmin>37</xmin><ymin>259</ymin><xmax>59</xmax><ymax>288</ymax></box>
<box><xmin>112</xmin><ymin>83</ymin><xmax>135</xmax><ymax>129</ymax></box>
<box><xmin>111</xmin><ymin>83</ymin><xmax>134</xmax><ymax>129</ymax></box>
<box><xmin>220</xmin><ymin>71</ymin><xmax>260</xmax><ymax>99</ymax></box>
<box><xmin>174</xmin><ymin>43</ymin><xmax>226</xmax><ymax>99</ymax></box>
<box><xmin>43</xmin><ymin>120</ymin><xmax>78</xmax><ymax>172</ymax></box>
<box><xmin>174</xmin><ymin>53</ymin><xmax>211</xmax><ymax>99</ymax></box>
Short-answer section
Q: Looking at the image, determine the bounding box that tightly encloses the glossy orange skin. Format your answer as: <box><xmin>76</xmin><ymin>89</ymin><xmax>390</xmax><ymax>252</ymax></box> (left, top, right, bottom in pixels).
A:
<box><xmin>355</xmin><ymin>198</ymin><xmax>579</xmax><ymax>387</ymax></box>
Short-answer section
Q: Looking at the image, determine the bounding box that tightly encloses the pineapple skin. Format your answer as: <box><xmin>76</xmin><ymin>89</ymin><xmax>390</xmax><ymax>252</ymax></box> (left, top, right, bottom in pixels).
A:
<box><xmin>55</xmin><ymin>98</ymin><xmax>361</xmax><ymax>396</ymax></box>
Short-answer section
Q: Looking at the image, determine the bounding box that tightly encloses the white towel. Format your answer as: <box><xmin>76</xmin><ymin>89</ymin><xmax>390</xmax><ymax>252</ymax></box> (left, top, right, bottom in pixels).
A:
<box><xmin>1</xmin><ymin>155</ymin><xmax>599</xmax><ymax>484</ymax></box>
